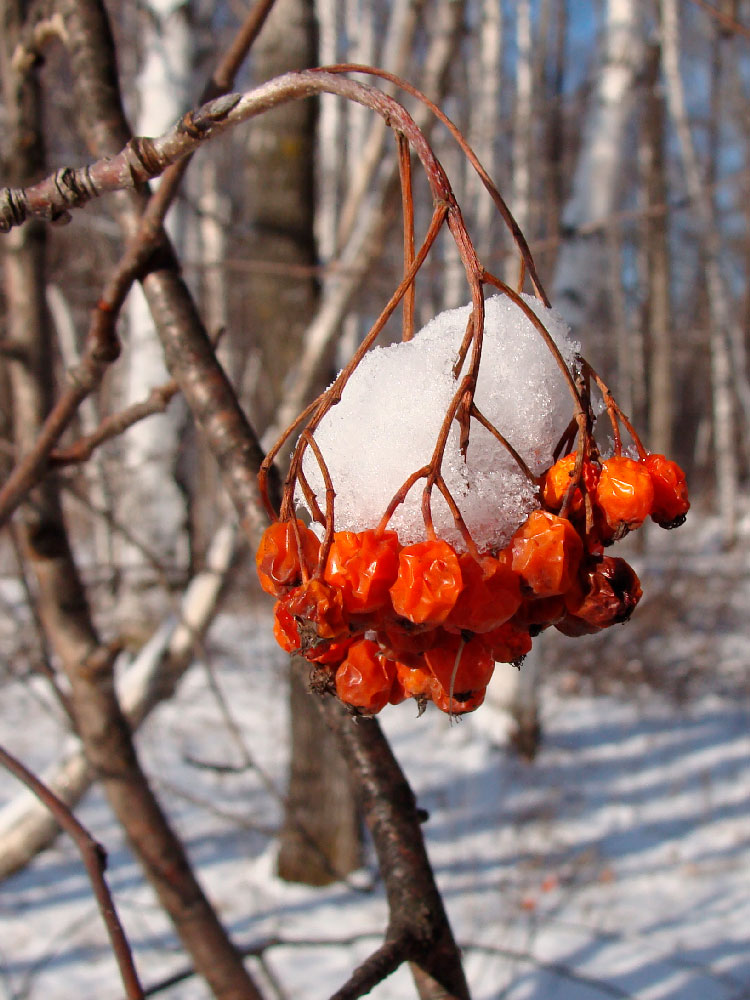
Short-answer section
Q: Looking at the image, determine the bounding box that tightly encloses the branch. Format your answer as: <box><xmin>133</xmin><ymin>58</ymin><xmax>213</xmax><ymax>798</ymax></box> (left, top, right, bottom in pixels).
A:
<box><xmin>329</xmin><ymin>938</ymin><xmax>406</xmax><ymax>1000</ymax></box>
<box><xmin>0</xmin><ymin>521</ymin><xmax>238</xmax><ymax>881</ymax></box>
<box><xmin>0</xmin><ymin>744</ymin><xmax>144</xmax><ymax>1000</ymax></box>
<box><xmin>49</xmin><ymin>379</ymin><xmax>180</xmax><ymax>465</ymax></box>
<box><xmin>316</xmin><ymin>694</ymin><xmax>471</xmax><ymax>999</ymax></box>
<box><xmin>0</xmin><ymin>73</ymin><xmax>456</xmax><ymax>234</ymax></box>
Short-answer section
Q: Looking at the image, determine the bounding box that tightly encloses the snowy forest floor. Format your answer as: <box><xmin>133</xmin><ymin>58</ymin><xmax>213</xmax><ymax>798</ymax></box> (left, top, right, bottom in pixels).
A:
<box><xmin>1</xmin><ymin>509</ymin><xmax>749</xmax><ymax>1000</ymax></box>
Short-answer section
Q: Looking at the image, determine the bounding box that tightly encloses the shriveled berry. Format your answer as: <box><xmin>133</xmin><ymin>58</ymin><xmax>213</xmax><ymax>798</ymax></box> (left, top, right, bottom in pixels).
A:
<box><xmin>643</xmin><ymin>454</ymin><xmax>689</xmax><ymax>528</ymax></box>
<box><xmin>446</xmin><ymin>552</ymin><xmax>521</xmax><ymax>632</ymax></box>
<box><xmin>390</xmin><ymin>539</ymin><xmax>463</xmax><ymax>625</ymax></box>
<box><xmin>395</xmin><ymin>659</ymin><xmax>434</xmax><ymax>699</ymax></box>
<box><xmin>542</xmin><ymin>452</ymin><xmax>600</xmax><ymax>513</ymax></box>
<box><xmin>273</xmin><ymin>599</ymin><xmax>301</xmax><ymax>653</ymax></box>
<box><xmin>335</xmin><ymin>640</ymin><xmax>396</xmax><ymax>714</ymax></box>
<box><xmin>305</xmin><ymin>636</ymin><xmax>356</xmax><ymax>665</ymax></box>
<box><xmin>256</xmin><ymin>519</ymin><xmax>320</xmax><ymax>597</ymax></box>
<box><xmin>286</xmin><ymin>578</ymin><xmax>347</xmax><ymax>639</ymax></box>
<box><xmin>595</xmin><ymin>456</ymin><xmax>654</xmax><ymax>535</ymax></box>
<box><xmin>482</xmin><ymin>621</ymin><xmax>532</xmax><ymax>663</ymax></box>
<box><xmin>376</xmin><ymin>622</ymin><xmax>440</xmax><ymax>665</ymax></box>
<box><xmin>511</xmin><ymin>510</ymin><xmax>583</xmax><ymax>597</ymax></box>
<box><xmin>423</xmin><ymin>633</ymin><xmax>494</xmax><ymax>698</ymax></box>
<box><xmin>558</xmin><ymin>555</ymin><xmax>642</xmax><ymax>636</ymax></box>
<box><xmin>324</xmin><ymin>529</ymin><xmax>400</xmax><ymax>614</ymax></box>
<box><xmin>387</xmin><ymin>668</ymin><xmax>410</xmax><ymax>705</ymax></box>
<box><xmin>512</xmin><ymin>595</ymin><xmax>566</xmax><ymax>633</ymax></box>
<box><xmin>430</xmin><ymin>680</ymin><xmax>487</xmax><ymax>715</ymax></box>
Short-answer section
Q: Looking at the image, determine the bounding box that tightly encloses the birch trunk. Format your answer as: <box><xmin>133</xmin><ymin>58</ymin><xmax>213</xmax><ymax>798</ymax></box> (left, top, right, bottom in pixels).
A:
<box><xmin>116</xmin><ymin>0</ymin><xmax>193</xmax><ymax>610</ymax></box>
<box><xmin>660</xmin><ymin>0</ymin><xmax>738</xmax><ymax>543</ymax></box>
<box><xmin>466</xmin><ymin>0</ymin><xmax>502</xmax><ymax>258</ymax></box>
<box><xmin>505</xmin><ymin>0</ymin><xmax>533</xmax><ymax>287</ymax></box>
<box><xmin>552</xmin><ymin>0</ymin><xmax>644</xmax><ymax>333</ymax></box>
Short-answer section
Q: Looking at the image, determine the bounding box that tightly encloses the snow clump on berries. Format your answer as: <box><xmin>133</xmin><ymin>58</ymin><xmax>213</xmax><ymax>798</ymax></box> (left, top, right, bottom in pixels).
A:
<box><xmin>298</xmin><ymin>294</ymin><xmax>580</xmax><ymax>551</ymax></box>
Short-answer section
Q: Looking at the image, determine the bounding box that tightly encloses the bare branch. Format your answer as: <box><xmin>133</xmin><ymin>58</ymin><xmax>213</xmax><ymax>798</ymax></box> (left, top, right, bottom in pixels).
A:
<box><xmin>329</xmin><ymin>938</ymin><xmax>406</xmax><ymax>1000</ymax></box>
<box><xmin>316</xmin><ymin>697</ymin><xmax>471</xmax><ymax>998</ymax></box>
<box><xmin>0</xmin><ymin>73</ymin><xmax>457</xmax><ymax>235</ymax></box>
<box><xmin>0</xmin><ymin>744</ymin><xmax>144</xmax><ymax>1000</ymax></box>
<box><xmin>0</xmin><ymin>522</ymin><xmax>238</xmax><ymax>881</ymax></box>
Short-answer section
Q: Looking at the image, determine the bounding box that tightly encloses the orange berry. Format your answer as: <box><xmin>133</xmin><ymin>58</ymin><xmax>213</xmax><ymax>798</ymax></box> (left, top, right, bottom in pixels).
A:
<box><xmin>273</xmin><ymin>600</ymin><xmax>301</xmax><ymax>653</ymax></box>
<box><xmin>511</xmin><ymin>510</ymin><xmax>583</xmax><ymax>597</ymax></box>
<box><xmin>482</xmin><ymin>621</ymin><xmax>532</xmax><ymax>663</ymax></box>
<box><xmin>324</xmin><ymin>529</ymin><xmax>400</xmax><ymax>614</ymax></box>
<box><xmin>595</xmin><ymin>456</ymin><xmax>654</xmax><ymax>534</ymax></box>
<box><xmin>542</xmin><ymin>452</ymin><xmax>600</xmax><ymax>513</ymax></box>
<box><xmin>256</xmin><ymin>519</ymin><xmax>320</xmax><ymax>597</ymax></box>
<box><xmin>395</xmin><ymin>659</ymin><xmax>434</xmax><ymax>699</ymax></box>
<box><xmin>446</xmin><ymin>552</ymin><xmax>522</xmax><ymax>633</ymax></box>
<box><xmin>512</xmin><ymin>595</ymin><xmax>566</xmax><ymax>633</ymax></box>
<box><xmin>423</xmin><ymin>633</ymin><xmax>495</xmax><ymax>698</ymax></box>
<box><xmin>376</xmin><ymin>622</ymin><xmax>440</xmax><ymax>665</ymax></box>
<box><xmin>643</xmin><ymin>454</ymin><xmax>689</xmax><ymax>528</ymax></box>
<box><xmin>305</xmin><ymin>636</ymin><xmax>356</xmax><ymax>665</ymax></box>
<box><xmin>335</xmin><ymin>640</ymin><xmax>396</xmax><ymax>714</ymax></box>
<box><xmin>557</xmin><ymin>556</ymin><xmax>642</xmax><ymax>636</ymax></box>
<box><xmin>389</xmin><ymin>539</ymin><xmax>463</xmax><ymax>625</ymax></box>
<box><xmin>286</xmin><ymin>579</ymin><xmax>348</xmax><ymax>639</ymax></box>
<box><xmin>387</xmin><ymin>668</ymin><xmax>410</xmax><ymax>705</ymax></box>
<box><xmin>430</xmin><ymin>679</ymin><xmax>487</xmax><ymax>715</ymax></box>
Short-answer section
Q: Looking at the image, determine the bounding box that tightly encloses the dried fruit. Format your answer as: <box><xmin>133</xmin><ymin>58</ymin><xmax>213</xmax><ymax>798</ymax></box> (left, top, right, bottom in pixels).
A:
<box><xmin>390</xmin><ymin>539</ymin><xmax>463</xmax><ymax>625</ymax></box>
<box><xmin>446</xmin><ymin>552</ymin><xmax>521</xmax><ymax>632</ymax></box>
<box><xmin>482</xmin><ymin>621</ymin><xmax>532</xmax><ymax>663</ymax></box>
<box><xmin>511</xmin><ymin>510</ymin><xmax>583</xmax><ymax>597</ymax></box>
<box><xmin>256</xmin><ymin>519</ymin><xmax>320</xmax><ymax>597</ymax></box>
<box><xmin>286</xmin><ymin>579</ymin><xmax>347</xmax><ymax>639</ymax></box>
<box><xmin>512</xmin><ymin>595</ymin><xmax>566</xmax><ymax>633</ymax></box>
<box><xmin>423</xmin><ymin>633</ymin><xmax>495</xmax><ymax>697</ymax></box>
<box><xmin>396</xmin><ymin>660</ymin><xmax>435</xmax><ymax>699</ymax></box>
<box><xmin>557</xmin><ymin>556</ymin><xmax>642</xmax><ymax>636</ymax></box>
<box><xmin>542</xmin><ymin>452</ymin><xmax>600</xmax><ymax>513</ymax></box>
<box><xmin>324</xmin><ymin>529</ymin><xmax>400</xmax><ymax>614</ymax></box>
<box><xmin>376</xmin><ymin>622</ymin><xmax>440</xmax><ymax>664</ymax></box>
<box><xmin>273</xmin><ymin>599</ymin><xmax>301</xmax><ymax>653</ymax></box>
<box><xmin>430</xmin><ymin>680</ymin><xmax>487</xmax><ymax>715</ymax></box>
<box><xmin>643</xmin><ymin>454</ymin><xmax>689</xmax><ymax>528</ymax></box>
<box><xmin>595</xmin><ymin>456</ymin><xmax>654</xmax><ymax>535</ymax></box>
<box><xmin>335</xmin><ymin>640</ymin><xmax>396</xmax><ymax>714</ymax></box>
<box><xmin>305</xmin><ymin>636</ymin><xmax>356</xmax><ymax>665</ymax></box>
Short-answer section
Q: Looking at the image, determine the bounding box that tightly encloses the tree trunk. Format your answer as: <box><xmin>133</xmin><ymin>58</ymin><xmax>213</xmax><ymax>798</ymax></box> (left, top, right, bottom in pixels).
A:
<box><xmin>466</xmin><ymin>0</ymin><xmax>502</xmax><ymax>259</ymax></box>
<box><xmin>660</xmin><ymin>0</ymin><xmax>739</xmax><ymax>543</ymax></box>
<box><xmin>552</xmin><ymin>0</ymin><xmax>644</xmax><ymax>335</ymax></box>
<box><xmin>116</xmin><ymin>0</ymin><xmax>193</xmax><ymax>616</ymax></box>
<box><xmin>505</xmin><ymin>0</ymin><xmax>532</xmax><ymax>287</ymax></box>
<box><xmin>278</xmin><ymin>661</ymin><xmax>362</xmax><ymax>884</ymax></box>
<box><xmin>244</xmin><ymin>0</ymin><xmax>363</xmax><ymax>885</ymax></box>
<box><xmin>641</xmin><ymin>43</ymin><xmax>670</xmax><ymax>456</ymax></box>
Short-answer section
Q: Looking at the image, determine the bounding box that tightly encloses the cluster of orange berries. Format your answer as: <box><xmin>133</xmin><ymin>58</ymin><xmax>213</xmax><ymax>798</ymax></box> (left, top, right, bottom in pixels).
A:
<box><xmin>256</xmin><ymin>451</ymin><xmax>688</xmax><ymax>717</ymax></box>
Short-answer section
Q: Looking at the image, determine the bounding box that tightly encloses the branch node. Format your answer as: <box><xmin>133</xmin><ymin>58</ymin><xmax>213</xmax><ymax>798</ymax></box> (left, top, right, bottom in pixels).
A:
<box><xmin>191</xmin><ymin>92</ymin><xmax>242</xmax><ymax>129</ymax></box>
<box><xmin>0</xmin><ymin>186</ymin><xmax>28</xmax><ymax>232</ymax></box>
<box><xmin>126</xmin><ymin>136</ymin><xmax>164</xmax><ymax>180</ymax></box>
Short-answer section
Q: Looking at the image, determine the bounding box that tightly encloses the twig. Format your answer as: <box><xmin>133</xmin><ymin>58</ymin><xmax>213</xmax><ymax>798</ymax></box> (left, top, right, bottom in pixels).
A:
<box><xmin>329</xmin><ymin>938</ymin><xmax>406</xmax><ymax>1000</ymax></box>
<box><xmin>49</xmin><ymin>380</ymin><xmax>180</xmax><ymax>464</ymax></box>
<box><xmin>0</xmin><ymin>744</ymin><xmax>144</xmax><ymax>1000</ymax></box>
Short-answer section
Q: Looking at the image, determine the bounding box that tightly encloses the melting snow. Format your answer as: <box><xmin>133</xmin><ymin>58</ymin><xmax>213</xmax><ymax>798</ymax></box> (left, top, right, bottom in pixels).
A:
<box><xmin>298</xmin><ymin>295</ymin><xmax>580</xmax><ymax>550</ymax></box>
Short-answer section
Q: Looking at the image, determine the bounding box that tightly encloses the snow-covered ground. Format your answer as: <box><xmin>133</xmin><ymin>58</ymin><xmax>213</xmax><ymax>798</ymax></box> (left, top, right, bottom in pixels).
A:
<box><xmin>1</xmin><ymin>514</ymin><xmax>749</xmax><ymax>1000</ymax></box>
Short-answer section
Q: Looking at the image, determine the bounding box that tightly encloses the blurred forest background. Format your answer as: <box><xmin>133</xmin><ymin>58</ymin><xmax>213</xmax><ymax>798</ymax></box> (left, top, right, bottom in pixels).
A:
<box><xmin>1</xmin><ymin>0</ymin><xmax>750</xmax><ymax>996</ymax></box>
